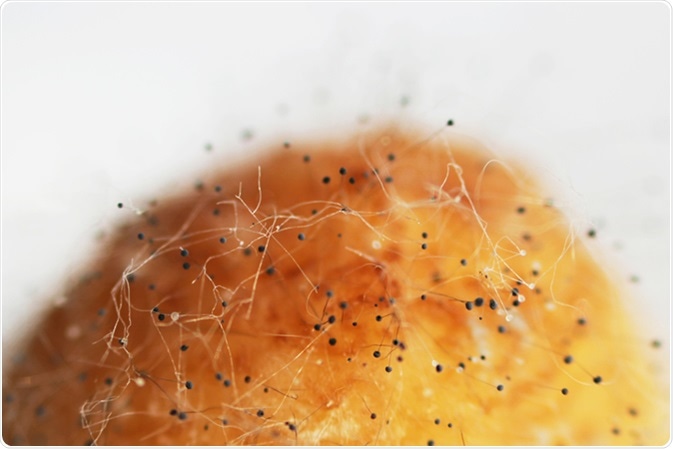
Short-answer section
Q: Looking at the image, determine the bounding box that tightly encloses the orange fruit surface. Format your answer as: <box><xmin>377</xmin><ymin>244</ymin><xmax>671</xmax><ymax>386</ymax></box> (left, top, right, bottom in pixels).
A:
<box><xmin>2</xmin><ymin>126</ymin><xmax>668</xmax><ymax>445</ymax></box>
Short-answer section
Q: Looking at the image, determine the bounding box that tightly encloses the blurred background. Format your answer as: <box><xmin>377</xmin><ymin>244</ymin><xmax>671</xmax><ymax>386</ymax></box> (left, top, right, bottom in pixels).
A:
<box><xmin>2</xmin><ymin>3</ymin><xmax>669</xmax><ymax>356</ymax></box>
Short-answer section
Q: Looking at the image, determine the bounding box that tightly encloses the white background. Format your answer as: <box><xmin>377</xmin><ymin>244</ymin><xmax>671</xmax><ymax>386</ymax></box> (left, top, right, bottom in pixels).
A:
<box><xmin>1</xmin><ymin>2</ymin><xmax>670</xmax><ymax>358</ymax></box>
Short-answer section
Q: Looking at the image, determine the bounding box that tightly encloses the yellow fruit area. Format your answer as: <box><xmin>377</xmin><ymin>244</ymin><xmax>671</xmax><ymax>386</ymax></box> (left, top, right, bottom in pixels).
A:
<box><xmin>2</xmin><ymin>126</ymin><xmax>668</xmax><ymax>445</ymax></box>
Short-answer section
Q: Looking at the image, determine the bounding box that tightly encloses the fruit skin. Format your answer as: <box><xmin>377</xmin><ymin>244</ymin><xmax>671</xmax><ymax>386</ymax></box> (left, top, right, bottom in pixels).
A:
<box><xmin>2</xmin><ymin>127</ymin><xmax>668</xmax><ymax>445</ymax></box>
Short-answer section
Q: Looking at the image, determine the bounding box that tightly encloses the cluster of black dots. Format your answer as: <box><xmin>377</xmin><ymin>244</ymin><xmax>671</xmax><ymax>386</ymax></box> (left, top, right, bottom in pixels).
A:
<box><xmin>4</xmin><ymin>117</ymin><xmax>661</xmax><ymax>446</ymax></box>
<box><xmin>114</xmin><ymin>123</ymin><xmax>619</xmax><ymax>445</ymax></box>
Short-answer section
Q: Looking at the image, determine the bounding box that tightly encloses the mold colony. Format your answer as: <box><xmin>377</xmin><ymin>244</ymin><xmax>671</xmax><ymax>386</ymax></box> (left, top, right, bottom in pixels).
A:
<box><xmin>2</xmin><ymin>125</ymin><xmax>668</xmax><ymax>445</ymax></box>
